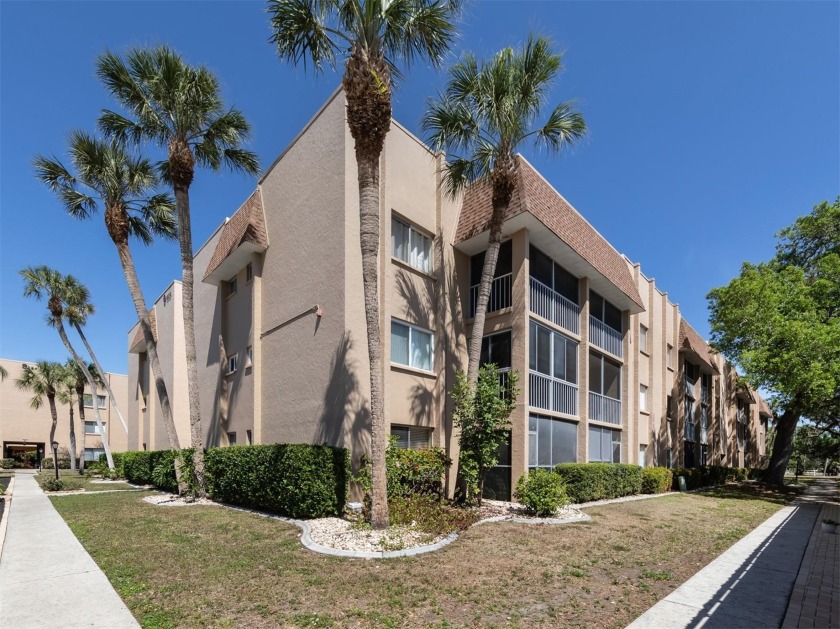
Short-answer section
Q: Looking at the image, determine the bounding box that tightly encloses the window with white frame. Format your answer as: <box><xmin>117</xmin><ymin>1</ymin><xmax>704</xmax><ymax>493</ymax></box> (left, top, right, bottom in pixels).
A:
<box><xmin>529</xmin><ymin>414</ymin><xmax>577</xmax><ymax>469</ymax></box>
<box><xmin>639</xmin><ymin>324</ymin><xmax>648</xmax><ymax>353</ymax></box>
<box><xmin>84</xmin><ymin>448</ymin><xmax>105</xmax><ymax>462</ymax></box>
<box><xmin>667</xmin><ymin>394</ymin><xmax>674</xmax><ymax>420</ymax></box>
<box><xmin>228</xmin><ymin>276</ymin><xmax>237</xmax><ymax>295</ymax></box>
<box><xmin>390</xmin><ymin>425</ymin><xmax>431</xmax><ymax>449</ymax></box>
<box><xmin>588</xmin><ymin>425</ymin><xmax>621</xmax><ymax>463</ymax></box>
<box><xmin>83</xmin><ymin>394</ymin><xmax>106</xmax><ymax>409</ymax></box>
<box><xmin>529</xmin><ymin>321</ymin><xmax>578</xmax><ymax>384</ymax></box>
<box><xmin>392</xmin><ymin>216</ymin><xmax>432</xmax><ymax>273</ymax></box>
<box><xmin>84</xmin><ymin>421</ymin><xmax>100</xmax><ymax>435</ymax></box>
<box><xmin>639</xmin><ymin>444</ymin><xmax>647</xmax><ymax>467</ymax></box>
<box><xmin>228</xmin><ymin>354</ymin><xmax>238</xmax><ymax>374</ymax></box>
<box><xmin>640</xmin><ymin>384</ymin><xmax>648</xmax><ymax>412</ymax></box>
<box><xmin>246</xmin><ymin>345</ymin><xmax>253</xmax><ymax>368</ymax></box>
<box><xmin>667</xmin><ymin>344</ymin><xmax>673</xmax><ymax>369</ymax></box>
<box><xmin>391</xmin><ymin>320</ymin><xmax>433</xmax><ymax>371</ymax></box>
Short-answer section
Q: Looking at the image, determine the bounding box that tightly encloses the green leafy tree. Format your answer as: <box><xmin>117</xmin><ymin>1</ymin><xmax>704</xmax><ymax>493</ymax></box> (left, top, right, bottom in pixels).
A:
<box><xmin>708</xmin><ymin>198</ymin><xmax>840</xmax><ymax>485</ymax></box>
<box><xmin>424</xmin><ymin>34</ymin><xmax>586</xmax><ymax>386</ymax></box>
<box><xmin>450</xmin><ymin>364</ymin><xmax>520</xmax><ymax>505</ymax></box>
<box><xmin>33</xmin><ymin>133</ymin><xmax>181</xmax><ymax>463</ymax></box>
<box><xmin>16</xmin><ymin>361</ymin><xmax>67</xmax><ymax>455</ymax></box>
<box><xmin>268</xmin><ymin>0</ymin><xmax>462</xmax><ymax>529</ymax></box>
<box><xmin>97</xmin><ymin>47</ymin><xmax>260</xmax><ymax>497</ymax></box>
<box><xmin>19</xmin><ymin>267</ymin><xmax>115</xmax><ymax>470</ymax></box>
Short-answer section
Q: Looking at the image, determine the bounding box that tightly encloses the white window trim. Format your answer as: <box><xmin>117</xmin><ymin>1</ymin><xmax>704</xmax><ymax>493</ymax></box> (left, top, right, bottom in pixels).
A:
<box><xmin>666</xmin><ymin>344</ymin><xmax>674</xmax><ymax>370</ymax></box>
<box><xmin>390</xmin><ymin>424</ymin><xmax>432</xmax><ymax>449</ymax></box>
<box><xmin>391</xmin><ymin>215</ymin><xmax>433</xmax><ymax>274</ymax></box>
<box><xmin>228</xmin><ymin>276</ymin><xmax>238</xmax><ymax>296</ymax></box>
<box><xmin>228</xmin><ymin>354</ymin><xmax>238</xmax><ymax>375</ymax></box>
<box><xmin>639</xmin><ymin>384</ymin><xmax>648</xmax><ymax>413</ymax></box>
<box><xmin>246</xmin><ymin>263</ymin><xmax>253</xmax><ymax>282</ymax></box>
<box><xmin>390</xmin><ymin>319</ymin><xmax>434</xmax><ymax>372</ymax></box>
<box><xmin>83</xmin><ymin>394</ymin><xmax>106</xmax><ymax>409</ymax></box>
<box><xmin>639</xmin><ymin>324</ymin><xmax>648</xmax><ymax>354</ymax></box>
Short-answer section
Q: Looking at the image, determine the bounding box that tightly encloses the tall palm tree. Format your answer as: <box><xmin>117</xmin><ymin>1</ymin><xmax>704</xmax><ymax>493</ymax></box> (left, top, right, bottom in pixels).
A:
<box><xmin>96</xmin><ymin>47</ymin><xmax>260</xmax><ymax>497</ymax></box>
<box><xmin>423</xmin><ymin>35</ymin><xmax>587</xmax><ymax>385</ymax></box>
<box><xmin>66</xmin><ymin>359</ymin><xmax>105</xmax><ymax>474</ymax></box>
<box><xmin>63</xmin><ymin>286</ymin><xmax>128</xmax><ymax>435</ymax></box>
<box><xmin>19</xmin><ymin>266</ymin><xmax>115</xmax><ymax>469</ymax></box>
<box><xmin>0</xmin><ymin>365</ymin><xmax>7</xmax><ymax>381</ymax></box>
<box><xmin>57</xmin><ymin>360</ymin><xmax>80</xmax><ymax>471</ymax></box>
<box><xmin>16</xmin><ymin>361</ymin><xmax>66</xmax><ymax>458</ymax></box>
<box><xmin>33</xmin><ymin>133</ymin><xmax>182</xmax><ymax>461</ymax></box>
<box><xmin>268</xmin><ymin>0</ymin><xmax>462</xmax><ymax>529</ymax></box>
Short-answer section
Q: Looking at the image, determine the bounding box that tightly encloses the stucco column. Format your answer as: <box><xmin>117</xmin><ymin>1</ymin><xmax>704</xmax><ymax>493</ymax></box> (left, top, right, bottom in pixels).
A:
<box><xmin>578</xmin><ymin>278</ymin><xmax>589</xmax><ymax>462</ymax></box>
<box><xmin>252</xmin><ymin>253</ymin><xmax>263</xmax><ymax>444</ymax></box>
<box><xmin>509</xmin><ymin>229</ymin><xmax>529</xmax><ymax>490</ymax></box>
<box><xmin>623</xmin><ymin>309</ymin><xmax>633</xmax><ymax>464</ymax></box>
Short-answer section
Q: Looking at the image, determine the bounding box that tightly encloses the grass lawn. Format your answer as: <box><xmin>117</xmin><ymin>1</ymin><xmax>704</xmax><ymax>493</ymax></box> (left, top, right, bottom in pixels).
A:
<box><xmin>36</xmin><ymin>469</ymin><xmax>135</xmax><ymax>492</ymax></box>
<box><xmin>51</xmin><ymin>484</ymin><xmax>791</xmax><ymax>629</ymax></box>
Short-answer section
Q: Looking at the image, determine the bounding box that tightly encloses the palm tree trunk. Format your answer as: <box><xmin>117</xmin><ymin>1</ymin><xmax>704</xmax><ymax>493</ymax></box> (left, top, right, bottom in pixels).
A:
<box><xmin>172</xmin><ymin>180</ymin><xmax>207</xmax><ymax>497</ymax></box>
<box><xmin>74</xmin><ymin>322</ymin><xmax>128</xmax><ymax>434</ymax></box>
<box><xmin>765</xmin><ymin>408</ymin><xmax>800</xmax><ymax>485</ymax></box>
<box><xmin>55</xmin><ymin>320</ymin><xmax>114</xmax><ymax>470</ymax></box>
<box><xmin>115</xmin><ymin>240</ymin><xmax>182</xmax><ymax>453</ymax></box>
<box><xmin>48</xmin><ymin>395</ymin><xmax>58</xmax><ymax>456</ymax></box>
<box><xmin>357</xmin><ymin>153</ymin><xmax>389</xmax><ymax>530</ymax></box>
<box><xmin>78</xmin><ymin>393</ymin><xmax>86</xmax><ymax>474</ymax></box>
<box><xmin>68</xmin><ymin>397</ymin><xmax>77</xmax><ymax>471</ymax></box>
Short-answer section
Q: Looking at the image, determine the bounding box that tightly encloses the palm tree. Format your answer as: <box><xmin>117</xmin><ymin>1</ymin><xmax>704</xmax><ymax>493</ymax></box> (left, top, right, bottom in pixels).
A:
<box><xmin>96</xmin><ymin>46</ymin><xmax>260</xmax><ymax>497</ymax></box>
<box><xmin>16</xmin><ymin>361</ymin><xmax>66</xmax><ymax>458</ymax></box>
<box><xmin>19</xmin><ymin>267</ymin><xmax>115</xmax><ymax>469</ymax></box>
<box><xmin>33</xmin><ymin>133</ymin><xmax>182</xmax><ymax>461</ymax></box>
<box><xmin>423</xmin><ymin>35</ymin><xmax>587</xmax><ymax>385</ymax></box>
<box><xmin>66</xmin><ymin>359</ymin><xmax>105</xmax><ymax>474</ymax></box>
<box><xmin>268</xmin><ymin>0</ymin><xmax>462</xmax><ymax>529</ymax></box>
<box><xmin>0</xmin><ymin>365</ymin><xmax>7</xmax><ymax>381</ymax></box>
<box><xmin>57</xmin><ymin>360</ymin><xmax>80</xmax><ymax>471</ymax></box>
<box><xmin>63</xmin><ymin>286</ymin><xmax>129</xmax><ymax>436</ymax></box>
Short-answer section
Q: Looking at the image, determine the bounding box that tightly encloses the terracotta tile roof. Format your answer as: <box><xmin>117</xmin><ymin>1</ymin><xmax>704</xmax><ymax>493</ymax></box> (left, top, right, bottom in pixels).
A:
<box><xmin>455</xmin><ymin>156</ymin><xmax>643</xmax><ymax>309</ymax></box>
<box><xmin>679</xmin><ymin>319</ymin><xmax>719</xmax><ymax>372</ymax></box>
<box><xmin>203</xmin><ymin>190</ymin><xmax>268</xmax><ymax>281</ymax></box>
<box><xmin>129</xmin><ymin>310</ymin><xmax>157</xmax><ymax>353</ymax></box>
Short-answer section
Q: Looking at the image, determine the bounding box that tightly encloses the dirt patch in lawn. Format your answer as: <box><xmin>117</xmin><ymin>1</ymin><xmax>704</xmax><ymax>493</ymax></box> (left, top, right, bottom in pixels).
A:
<box><xmin>52</xmin><ymin>484</ymin><xmax>790</xmax><ymax>628</ymax></box>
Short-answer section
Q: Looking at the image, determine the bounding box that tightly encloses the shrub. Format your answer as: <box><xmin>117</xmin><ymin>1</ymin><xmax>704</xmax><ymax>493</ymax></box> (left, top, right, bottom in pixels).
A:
<box><xmin>748</xmin><ymin>467</ymin><xmax>766</xmax><ymax>481</ymax></box>
<box><xmin>121</xmin><ymin>451</ymin><xmax>154</xmax><ymax>484</ymax></box>
<box><xmin>514</xmin><ymin>469</ymin><xmax>569</xmax><ymax>516</ymax></box>
<box><xmin>641</xmin><ymin>467</ymin><xmax>672</xmax><ymax>494</ymax></box>
<box><xmin>554</xmin><ymin>463</ymin><xmax>643</xmax><ymax>503</ymax></box>
<box><xmin>205</xmin><ymin>444</ymin><xmax>349</xmax><ymax>519</ymax></box>
<box><xmin>42</xmin><ymin>456</ymin><xmax>71</xmax><ymax>470</ymax></box>
<box><xmin>150</xmin><ymin>450</ymin><xmax>179</xmax><ymax>492</ymax></box>
<box><xmin>358</xmin><ymin>439</ymin><xmax>450</xmax><ymax>500</ymax></box>
<box><xmin>388</xmin><ymin>495</ymin><xmax>479</xmax><ymax>535</ymax></box>
<box><xmin>39</xmin><ymin>477</ymin><xmax>65</xmax><ymax>492</ymax></box>
<box><xmin>0</xmin><ymin>458</ymin><xmax>14</xmax><ymax>469</ymax></box>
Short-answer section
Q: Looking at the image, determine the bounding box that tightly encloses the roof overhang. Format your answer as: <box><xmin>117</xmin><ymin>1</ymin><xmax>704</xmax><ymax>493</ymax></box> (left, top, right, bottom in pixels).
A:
<box><xmin>202</xmin><ymin>241</ymin><xmax>266</xmax><ymax>285</ymax></box>
<box><xmin>456</xmin><ymin>211</ymin><xmax>645</xmax><ymax>314</ymax></box>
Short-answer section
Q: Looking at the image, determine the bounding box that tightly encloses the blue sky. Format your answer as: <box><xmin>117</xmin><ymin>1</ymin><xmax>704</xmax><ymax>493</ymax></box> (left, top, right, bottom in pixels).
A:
<box><xmin>1</xmin><ymin>1</ymin><xmax>837</xmax><ymax>375</ymax></box>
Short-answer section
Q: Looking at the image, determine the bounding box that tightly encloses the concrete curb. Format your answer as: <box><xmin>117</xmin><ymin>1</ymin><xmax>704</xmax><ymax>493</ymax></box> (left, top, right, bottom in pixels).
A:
<box><xmin>0</xmin><ymin>475</ymin><xmax>15</xmax><ymax>560</ymax></box>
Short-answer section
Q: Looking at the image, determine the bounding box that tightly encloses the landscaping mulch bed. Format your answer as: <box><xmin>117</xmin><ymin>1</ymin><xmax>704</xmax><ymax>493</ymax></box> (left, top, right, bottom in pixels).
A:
<box><xmin>51</xmin><ymin>483</ymin><xmax>792</xmax><ymax>628</ymax></box>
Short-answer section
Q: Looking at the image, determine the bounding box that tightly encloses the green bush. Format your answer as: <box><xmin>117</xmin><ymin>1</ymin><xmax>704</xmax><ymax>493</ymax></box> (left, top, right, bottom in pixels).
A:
<box><xmin>671</xmin><ymin>465</ymin><xmax>757</xmax><ymax>491</ymax></box>
<box><xmin>641</xmin><ymin>467</ymin><xmax>673</xmax><ymax>494</ymax></box>
<box><xmin>0</xmin><ymin>458</ymin><xmax>15</xmax><ymax>469</ymax></box>
<box><xmin>41</xmin><ymin>457</ymin><xmax>71</xmax><ymax>470</ymax></box>
<box><xmin>514</xmin><ymin>469</ymin><xmax>569</xmax><ymax>516</ymax></box>
<box><xmin>554</xmin><ymin>463</ymin><xmax>643</xmax><ymax>503</ymax></box>
<box><xmin>121</xmin><ymin>451</ymin><xmax>154</xmax><ymax>484</ymax></box>
<box><xmin>205</xmin><ymin>444</ymin><xmax>349</xmax><ymax>519</ymax></box>
<box><xmin>388</xmin><ymin>495</ymin><xmax>479</xmax><ymax>535</ymax></box>
<box><xmin>748</xmin><ymin>467</ymin><xmax>766</xmax><ymax>481</ymax></box>
<box><xmin>358</xmin><ymin>439</ymin><xmax>450</xmax><ymax>500</ymax></box>
<box><xmin>97</xmin><ymin>452</ymin><xmax>126</xmax><ymax>477</ymax></box>
<box><xmin>39</xmin><ymin>477</ymin><xmax>65</xmax><ymax>491</ymax></box>
<box><xmin>151</xmin><ymin>450</ymin><xmax>179</xmax><ymax>492</ymax></box>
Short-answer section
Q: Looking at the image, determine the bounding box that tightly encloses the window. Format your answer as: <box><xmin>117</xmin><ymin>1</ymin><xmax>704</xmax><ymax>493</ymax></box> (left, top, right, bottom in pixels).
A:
<box><xmin>471</xmin><ymin>240</ymin><xmax>512</xmax><ymax>287</ymax></box>
<box><xmin>666</xmin><ymin>448</ymin><xmax>672</xmax><ymax>469</ymax></box>
<box><xmin>737</xmin><ymin>399</ymin><xmax>749</xmax><ymax>450</ymax></box>
<box><xmin>639</xmin><ymin>325</ymin><xmax>648</xmax><ymax>353</ymax></box>
<box><xmin>685</xmin><ymin>397</ymin><xmax>695</xmax><ymax>440</ymax></box>
<box><xmin>84</xmin><ymin>421</ymin><xmax>100</xmax><ymax>435</ymax></box>
<box><xmin>529</xmin><ymin>321</ymin><xmax>578</xmax><ymax>384</ymax></box>
<box><xmin>588</xmin><ymin>426</ymin><xmax>621</xmax><ymax>463</ymax></box>
<box><xmin>390</xmin><ymin>425</ymin><xmax>431</xmax><ymax>449</ymax></box>
<box><xmin>228</xmin><ymin>354</ymin><xmax>238</xmax><ymax>374</ymax></box>
<box><xmin>83</xmin><ymin>394</ymin><xmax>106</xmax><ymax>409</ymax></box>
<box><xmin>589</xmin><ymin>351</ymin><xmax>621</xmax><ymax>399</ymax></box>
<box><xmin>246</xmin><ymin>263</ymin><xmax>253</xmax><ymax>282</ymax></box>
<box><xmin>640</xmin><ymin>385</ymin><xmax>648</xmax><ymax>412</ymax></box>
<box><xmin>245</xmin><ymin>345</ymin><xmax>253</xmax><ymax>368</ymax></box>
<box><xmin>84</xmin><ymin>448</ymin><xmax>105</xmax><ymax>462</ymax></box>
<box><xmin>529</xmin><ymin>414</ymin><xmax>577</xmax><ymax>469</ymax></box>
<box><xmin>392</xmin><ymin>216</ymin><xmax>432</xmax><ymax>273</ymax></box>
<box><xmin>700</xmin><ymin>444</ymin><xmax>708</xmax><ymax>466</ymax></box>
<box><xmin>480</xmin><ymin>331</ymin><xmax>512</xmax><ymax>370</ymax></box>
<box><xmin>227</xmin><ymin>432</ymin><xmax>237</xmax><ymax>445</ymax></box>
<box><xmin>529</xmin><ymin>245</ymin><xmax>579</xmax><ymax>304</ymax></box>
<box><xmin>667</xmin><ymin>344</ymin><xmax>673</xmax><ymax>369</ymax></box>
<box><xmin>639</xmin><ymin>444</ymin><xmax>647</xmax><ymax>468</ymax></box>
<box><xmin>470</xmin><ymin>240</ymin><xmax>513</xmax><ymax>316</ymax></box>
<box><xmin>228</xmin><ymin>276</ymin><xmax>237</xmax><ymax>295</ymax></box>
<box><xmin>590</xmin><ymin>290</ymin><xmax>622</xmax><ymax>332</ymax></box>
<box><xmin>685</xmin><ymin>361</ymin><xmax>699</xmax><ymax>384</ymax></box>
<box><xmin>484</xmin><ymin>432</ymin><xmax>512</xmax><ymax>501</ymax></box>
<box><xmin>391</xmin><ymin>320</ymin><xmax>433</xmax><ymax>371</ymax></box>
<box><xmin>667</xmin><ymin>395</ymin><xmax>674</xmax><ymax>420</ymax></box>
<box><xmin>246</xmin><ymin>429</ymin><xmax>253</xmax><ymax>445</ymax></box>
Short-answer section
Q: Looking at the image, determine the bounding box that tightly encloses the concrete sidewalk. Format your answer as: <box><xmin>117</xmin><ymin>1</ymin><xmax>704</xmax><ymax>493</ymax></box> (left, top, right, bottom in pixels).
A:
<box><xmin>0</xmin><ymin>470</ymin><xmax>139</xmax><ymax>628</ymax></box>
<box><xmin>628</xmin><ymin>479</ymin><xmax>839</xmax><ymax>629</ymax></box>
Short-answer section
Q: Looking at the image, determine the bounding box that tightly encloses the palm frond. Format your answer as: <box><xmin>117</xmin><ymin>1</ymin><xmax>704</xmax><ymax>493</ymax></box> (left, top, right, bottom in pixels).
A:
<box><xmin>98</xmin><ymin>110</ymin><xmax>146</xmax><ymax>145</ymax></box>
<box><xmin>268</xmin><ymin>0</ymin><xmax>342</xmax><ymax>72</ymax></box>
<box><xmin>133</xmin><ymin>194</ymin><xmax>178</xmax><ymax>242</ymax></box>
<box><xmin>534</xmin><ymin>101</ymin><xmax>587</xmax><ymax>151</ymax></box>
<box><xmin>382</xmin><ymin>0</ymin><xmax>462</xmax><ymax>69</ymax></box>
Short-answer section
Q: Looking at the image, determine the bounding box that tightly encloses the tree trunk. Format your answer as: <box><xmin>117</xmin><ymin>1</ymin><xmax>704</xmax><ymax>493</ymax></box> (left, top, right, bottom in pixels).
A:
<box><xmin>114</xmin><ymin>240</ymin><xmax>182</xmax><ymax>453</ymax></box>
<box><xmin>68</xmin><ymin>397</ymin><xmax>77</xmax><ymax>471</ymax></box>
<box><xmin>78</xmin><ymin>391</ymin><xmax>86</xmax><ymax>474</ymax></box>
<box><xmin>466</xmin><ymin>164</ymin><xmax>516</xmax><ymax>386</ymax></box>
<box><xmin>765</xmin><ymin>409</ymin><xmax>800</xmax><ymax>485</ymax></box>
<box><xmin>48</xmin><ymin>395</ymin><xmax>58</xmax><ymax>455</ymax></box>
<box><xmin>171</xmin><ymin>174</ymin><xmax>207</xmax><ymax>498</ymax></box>
<box><xmin>75</xmin><ymin>323</ymin><xmax>128</xmax><ymax>434</ymax></box>
<box><xmin>55</xmin><ymin>321</ymin><xmax>114</xmax><ymax>470</ymax></box>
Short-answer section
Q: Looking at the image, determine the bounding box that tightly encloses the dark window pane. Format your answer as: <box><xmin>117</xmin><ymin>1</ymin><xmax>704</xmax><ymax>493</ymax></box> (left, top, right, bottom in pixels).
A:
<box><xmin>529</xmin><ymin>321</ymin><xmax>537</xmax><ymax>371</ymax></box>
<box><xmin>491</xmin><ymin>332</ymin><xmax>511</xmax><ymax>369</ymax></box>
<box><xmin>538</xmin><ymin>417</ymin><xmax>551</xmax><ymax>466</ymax></box>
<box><xmin>496</xmin><ymin>240</ymin><xmax>512</xmax><ymax>277</ymax></box>
<box><xmin>553</xmin><ymin>335</ymin><xmax>566</xmax><ymax>380</ymax></box>
<box><xmin>495</xmin><ymin>431</ymin><xmax>511</xmax><ymax>465</ymax></box>
<box><xmin>605</xmin><ymin>300</ymin><xmax>622</xmax><ymax>332</ymax></box>
<box><xmin>603</xmin><ymin>358</ymin><xmax>621</xmax><ymax>399</ymax></box>
<box><xmin>590</xmin><ymin>291</ymin><xmax>604</xmax><ymax>321</ymax></box>
<box><xmin>566</xmin><ymin>340</ymin><xmax>578</xmax><ymax>384</ymax></box>
<box><xmin>483</xmin><ymin>466</ymin><xmax>511</xmax><ymax>501</ymax></box>
<box><xmin>588</xmin><ymin>426</ymin><xmax>600</xmax><ymax>461</ymax></box>
<box><xmin>602</xmin><ymin>429</ymin><xmax>612</xmax><ymax>462</ymax></box>
<box><xmin>480</xmin><ymin>336</ymin><xmax>490</xmax><ymax>366</ymax></box>
<box><xmin>391</xmin><ymin>426</ymin><xmax>410</xmax><ymax>449</ymax></box>
<box><xmin>530</xmin><ymin>245</ymin><xmax>553</xmax><ymax>287</ymax></box>
<box><xmin>552</xmin><ymin>419</ymin><xmax>577</xmax><ymax>464</ymax></box>
<box><xmin>537</xmin><ymin>326</ymin><xmax>551</xmax><ymax>375</ymax></box>
<box><xmin>589</xmin><ymin>351</ymin><xmax>602</xmax><ymax>393</ymax></box>
<box><xmin>470</xmin><ymin>251</ymin><xmax>485</xmax><ymax>286</ymax></box>
<box><xmin>555</xmin><ymin>263</ymin><xmax>579</xmax><ymax>304</ymax></box>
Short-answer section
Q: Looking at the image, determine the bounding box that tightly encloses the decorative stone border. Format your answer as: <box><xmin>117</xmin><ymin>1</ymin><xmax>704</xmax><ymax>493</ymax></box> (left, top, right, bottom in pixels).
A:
<box><xmin>474</xmin><ymin>512</ymin><xmax>592</xmax><ymax>526</ymax></box>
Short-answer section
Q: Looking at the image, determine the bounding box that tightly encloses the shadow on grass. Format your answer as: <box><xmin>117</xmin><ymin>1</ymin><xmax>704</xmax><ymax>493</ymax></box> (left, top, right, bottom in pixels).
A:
<box><xmin>695</xmin><ymin>483</ymin><xmax>798</xmax><ymax>506</ymax></box>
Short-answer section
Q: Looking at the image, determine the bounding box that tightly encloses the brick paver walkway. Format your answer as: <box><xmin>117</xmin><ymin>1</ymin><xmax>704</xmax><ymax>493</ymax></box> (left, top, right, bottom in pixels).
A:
<box><xmin>781</xmin><ymin>480</ymin><xmax>839</xmax><ymax>629</ymax></box>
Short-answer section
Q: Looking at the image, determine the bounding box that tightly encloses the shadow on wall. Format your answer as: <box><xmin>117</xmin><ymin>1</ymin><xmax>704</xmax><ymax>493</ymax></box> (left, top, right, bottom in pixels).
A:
<box><xmin>314</xmin><ymin>332</ymin><xmax>370</xmax><ymax>471</ymax></box>
<box><xmin>206</xmin><ymin>334</ymin><xmax>227</xmax><ymax>448</ymax></box>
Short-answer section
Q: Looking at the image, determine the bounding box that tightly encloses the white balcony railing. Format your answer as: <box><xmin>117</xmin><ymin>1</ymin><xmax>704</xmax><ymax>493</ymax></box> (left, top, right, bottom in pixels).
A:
<box><xmin>589</xmin><ymin>316</ymin><xmax>622</xmax><ymax>358</ymax></box>
<box><xmin>588</xmin><ymin>391</ymin><xmax>621</xmax><ymax>425</ymax></box>
<box><xmin>529</xmin><ymin>277</ymin><xmax>580</xmax><ymax>335</ymax></box>
<box><xmin>469</xmin><ymin>273</ymin><xmax>512</xmax><ymax>318</ymax></box>
<box><xmin>530</xmin><ymin>371</ymin><xmax>578</xmax><ymax>416</ymax></box>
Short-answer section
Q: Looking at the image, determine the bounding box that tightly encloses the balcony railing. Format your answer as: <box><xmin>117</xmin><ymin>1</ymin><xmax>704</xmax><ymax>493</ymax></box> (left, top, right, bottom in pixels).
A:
<box><xmin>588</xmin><ymin>391</ymin><xmax>621</xmax><ymax>425</ymax></box>
<box><xmin>530</xmin><ymin>371</ymin><xmax>578</xmax><ymax>416</ymax></box>
<box><xmin>529</xmin><ymin>277</ymin><xmax>580</xmax><ymax>335</ymax></box>
<box><xmin>589</xmin><ymin>316</ymin><xmax>622</xmax><ymax>358</ymax></box>
<box><xmin>469</xmin><ymin>273</ymin><xmax>512</xmax><ymax>318</ymax></box>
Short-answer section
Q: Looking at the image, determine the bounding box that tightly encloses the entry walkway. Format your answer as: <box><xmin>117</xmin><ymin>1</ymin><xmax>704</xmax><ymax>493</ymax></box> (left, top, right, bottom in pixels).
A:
<box><xmin>629</xmin><ymin>479</ymin><xmax>839</xmax><ymax>629</ymax></box>
<box><xmin>0</xmin><ymin>470</ymin><xmax>139</xmax><ymax>628</ymax></box>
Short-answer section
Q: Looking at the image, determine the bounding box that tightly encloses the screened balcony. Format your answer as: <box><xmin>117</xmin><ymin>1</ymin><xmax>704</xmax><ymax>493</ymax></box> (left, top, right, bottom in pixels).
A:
<box><xmin>589</xmin><ymin>317</ymin><xmax>622</xmax><ymax>357</ymax></box>
<box><xmin>530</xmin><ymin>371</ymin><xmax>578</xmax><ymax>416</ymax></box>
<box><xmin>588</xmin><ymin>391</ymin><xmax>621</xmax><ymax>425</ymax></box>
<box><xmin>469</xmin><ymin>273</ymin><xmax>512</xmax><ymax>317</ymax></box>
<box><xmin>530</xmin><ymin>277</ymin><xmax>580</xmax><ymax>335</ymax></box>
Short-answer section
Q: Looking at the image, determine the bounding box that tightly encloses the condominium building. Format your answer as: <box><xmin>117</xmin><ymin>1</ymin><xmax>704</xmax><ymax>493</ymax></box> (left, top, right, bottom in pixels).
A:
<box><xmin>0</xmin><ymin>358</ymin><xmax>128</xmax><ymax>465</ymax></box>
<box><xmin>127</xmin><ymin>89</ymin><xmax>770</xmax><ymax>498</ymax></box>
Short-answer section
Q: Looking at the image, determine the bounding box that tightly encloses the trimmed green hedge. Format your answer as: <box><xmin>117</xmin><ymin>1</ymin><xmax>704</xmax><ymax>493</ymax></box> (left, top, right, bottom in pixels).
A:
<box><xmin>205</xmin><ymin>444</ymin><xmax>350</xmax><ymax>519</ymax></box>
<box><xmin>358</xmin><ymin>441</ymin><xmax>450</xmax><ymax>500</ymax></box>
<box><xmin>670</xmin><ymin>465</ymin><xmax>763</xmax><ymax>490</ymax></box>
<box><xmin>641</xmin><ymin>467</ymin><xmax>673</xmax><ymax>494</ymax></box>
<box><xmin>553</xmin><ymin>463</ymin><xmax>643</xmax><ymax>503</ymax></box>
<box><xmin>41</xmin><ymin>457</ymin><xmax>71</xmax><ymax>470</ymax></box>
